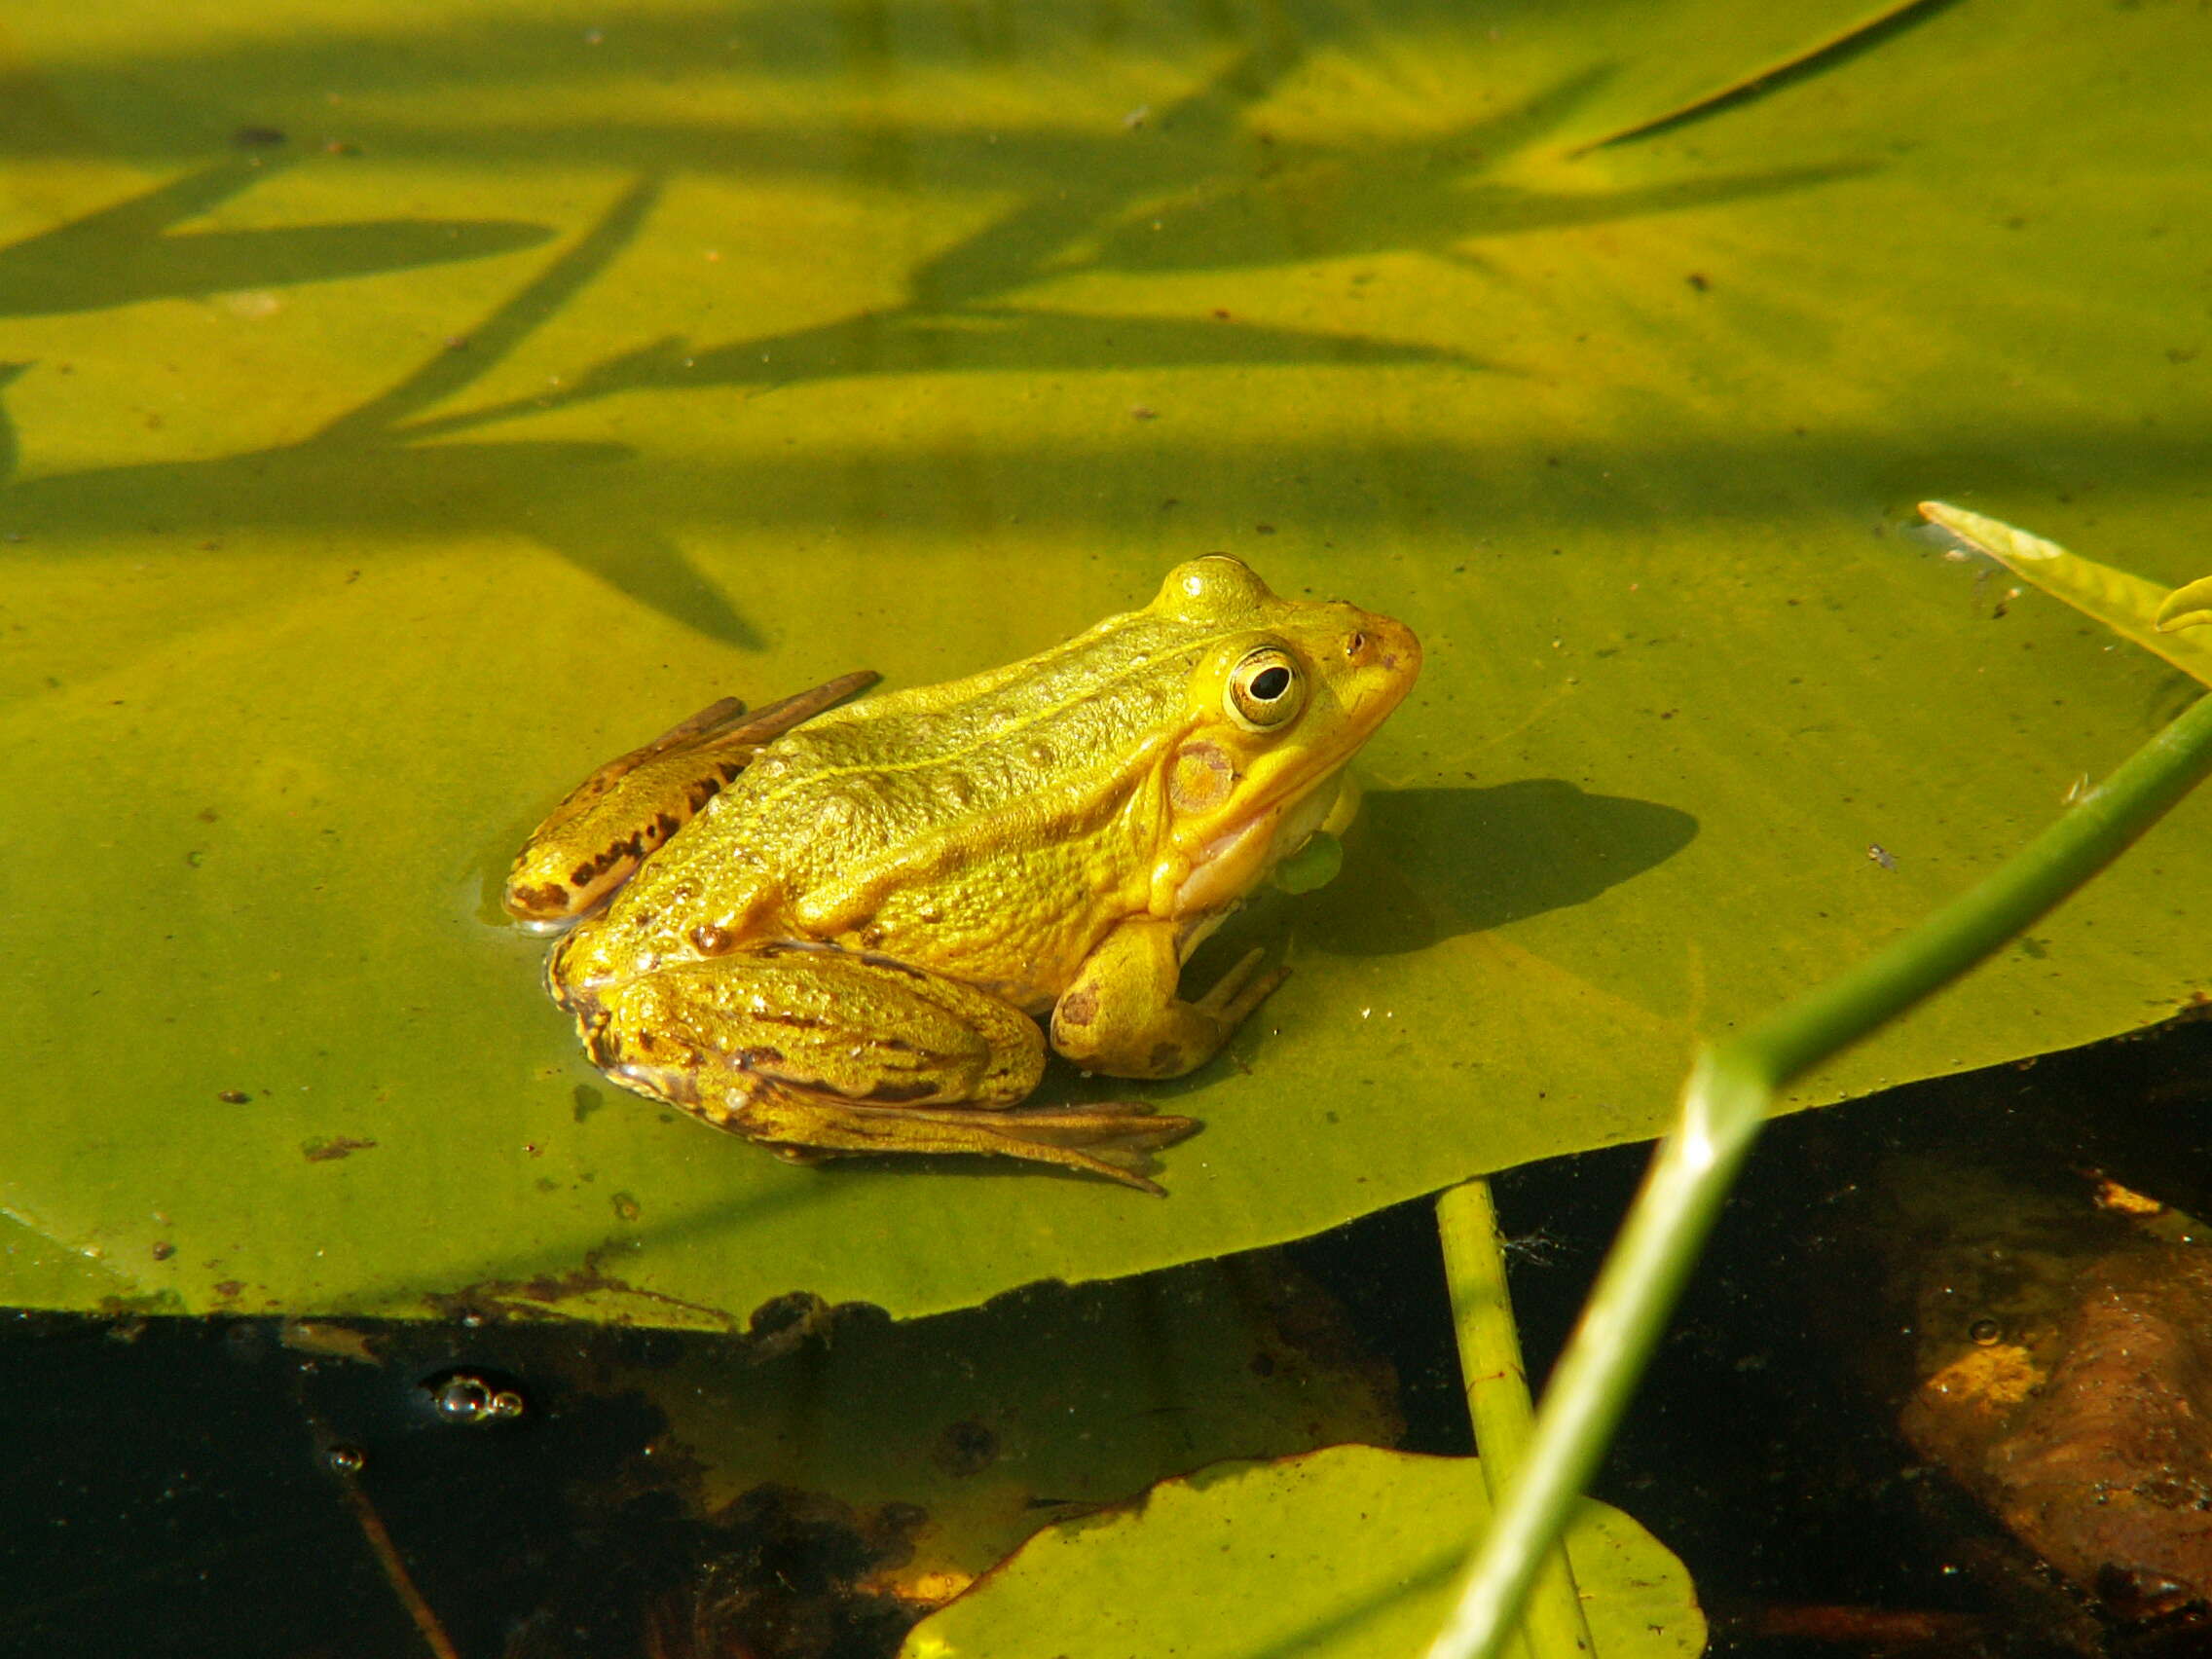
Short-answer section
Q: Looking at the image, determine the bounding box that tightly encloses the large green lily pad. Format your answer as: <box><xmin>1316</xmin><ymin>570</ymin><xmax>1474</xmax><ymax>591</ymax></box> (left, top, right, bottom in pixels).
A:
<box><xmin>5</xmin><ymin>0</ymin><xmax>2210</xmax><ymax>1325</ymax></box>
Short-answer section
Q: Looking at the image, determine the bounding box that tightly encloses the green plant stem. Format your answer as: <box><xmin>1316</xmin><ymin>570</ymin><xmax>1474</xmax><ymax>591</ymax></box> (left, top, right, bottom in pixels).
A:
<box><xmin>1436</xmin><ymin>1180</ymin><xmax>1595</xmax><ymax>1659</ymax></box>
<box><xmin>1424</xmin><ymin>689</ymin><xmax>2212</xmax><ymax>1659</ymax></box>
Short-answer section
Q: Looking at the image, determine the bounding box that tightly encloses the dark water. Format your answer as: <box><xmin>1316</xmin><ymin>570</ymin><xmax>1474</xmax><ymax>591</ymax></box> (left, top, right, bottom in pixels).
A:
<box><xmin>9</xmin><ymin>1011</ymin><xmax>2212</xmax><ymax>1656</ymax></box>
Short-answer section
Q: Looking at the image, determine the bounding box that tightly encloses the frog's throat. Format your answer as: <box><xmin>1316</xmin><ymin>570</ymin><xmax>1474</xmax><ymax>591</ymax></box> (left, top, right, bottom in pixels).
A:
<box><xmin>1173</xmin><ymin>802</ymin><xmax>1284</xmax><ymax>914</ymax></box>
<box><xmin>1171</xmin><ymin>765</ymin><xmax>1346</xmax><ymax>916</ymax></box>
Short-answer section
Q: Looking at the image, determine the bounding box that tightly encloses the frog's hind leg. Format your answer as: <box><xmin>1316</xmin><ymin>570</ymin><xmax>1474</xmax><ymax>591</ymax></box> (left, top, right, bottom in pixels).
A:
<box><xmin>730</xmin><ymin>1088</ymin><xmax>1198</xmax><ymax>1197</ymax></box>
<box><xmin>580</xmin><ymin>944</ymin><xmax>1195</xmax><ymax>1193</ymax></box>
<box><xmin>503</xmin><ymin>671</ymin><xmax>879</xmax><ymax>921</ymax></box>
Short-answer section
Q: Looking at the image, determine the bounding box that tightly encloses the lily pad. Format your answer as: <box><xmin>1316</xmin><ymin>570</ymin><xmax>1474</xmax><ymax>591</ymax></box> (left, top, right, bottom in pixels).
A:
<box><xmin>5</xmin><ymin>0</ymin><xmax>2211</xmax><ymax>1325</ymax></box>
<box><xmin>900</xmin><ymin>1445</ymin><xmax>1704</xmax><ymax>1659</ymax></box>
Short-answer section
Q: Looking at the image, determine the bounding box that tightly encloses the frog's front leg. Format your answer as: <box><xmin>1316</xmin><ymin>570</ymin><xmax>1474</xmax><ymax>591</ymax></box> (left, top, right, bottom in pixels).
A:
<box><xmin>1050</xmin><ymin>916</ymin><xmax>1287</xmax><ymax>1080</ymax></box>
<box><xmin>575</xmin><ymin>944</ymin><xmax>1196</xmax><ymax>1193</ymax></box>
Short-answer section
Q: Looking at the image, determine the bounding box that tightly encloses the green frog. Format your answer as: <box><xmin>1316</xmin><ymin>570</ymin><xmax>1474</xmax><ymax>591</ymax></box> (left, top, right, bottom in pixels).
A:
<box><xmin>505</xmin><ymin>555</ymin><xmax>1419</xmax><ymax>1192</ymax></box>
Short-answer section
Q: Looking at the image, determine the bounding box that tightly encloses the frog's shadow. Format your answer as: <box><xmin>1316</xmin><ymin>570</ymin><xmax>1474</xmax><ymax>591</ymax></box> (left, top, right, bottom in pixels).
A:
<box><xmin>1281</xmin><ymin>779</ymin><xmax>1699</xmax><ymax>958</ymax></box>
<box><xmin>1113</xmin><ymin>780</ymin><xmax>1696</xmax><ymax>1113</ymax></box>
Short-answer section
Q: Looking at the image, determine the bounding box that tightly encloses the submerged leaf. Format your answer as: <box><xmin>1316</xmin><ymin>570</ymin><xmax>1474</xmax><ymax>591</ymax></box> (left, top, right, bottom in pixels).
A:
<box><xmin>635</xmin><ymin>1257</ymin><xmax>1403</xmax><ymax>1607</ymax></box>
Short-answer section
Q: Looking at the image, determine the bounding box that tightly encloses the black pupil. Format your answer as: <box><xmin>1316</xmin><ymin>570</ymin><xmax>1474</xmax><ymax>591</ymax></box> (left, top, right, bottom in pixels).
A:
<box><xmin>1249</xmin><ymin>665</ymin><xmax>1291</xmax><ymax>701</ymax></box>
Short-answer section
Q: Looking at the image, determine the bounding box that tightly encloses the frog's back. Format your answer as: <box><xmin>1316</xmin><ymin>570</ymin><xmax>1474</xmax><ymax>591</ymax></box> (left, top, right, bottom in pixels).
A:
<box><xmin>706</xmin><ymin>608</ymin><xmax>1220</xmax><ymax>909</ymax></box>
<box><xmin>568</xmin><ymin>563</ymin><xmax>1304</xmax><ymax>992</ymax></box>
<box><xmin>761</xmin><ymin>617</ymin><xmax>1197</xmax><ymax>830</ymax></box>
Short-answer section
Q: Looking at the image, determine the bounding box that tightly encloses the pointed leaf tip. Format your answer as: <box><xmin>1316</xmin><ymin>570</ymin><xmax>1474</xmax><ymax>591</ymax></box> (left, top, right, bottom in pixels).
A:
<box><xmin>1916</xmin><ymin>501</ymin><xmax>2064</xmax><ymax>563</ymax></box>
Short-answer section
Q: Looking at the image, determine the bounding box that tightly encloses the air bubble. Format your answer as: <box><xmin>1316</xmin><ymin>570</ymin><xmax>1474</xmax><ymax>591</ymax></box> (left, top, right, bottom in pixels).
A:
<box><xmin>425</xmin><ymin>1371</ymin><xmax>529</xmax><ymax>1425</ymax></box>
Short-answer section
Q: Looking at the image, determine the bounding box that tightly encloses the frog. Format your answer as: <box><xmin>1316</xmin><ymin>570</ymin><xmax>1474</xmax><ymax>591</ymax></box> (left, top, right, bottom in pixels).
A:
<box><xmin>503</xmin><ymin>555</ymin><xmax>1420</xmax><ymax>1193</ymax></box>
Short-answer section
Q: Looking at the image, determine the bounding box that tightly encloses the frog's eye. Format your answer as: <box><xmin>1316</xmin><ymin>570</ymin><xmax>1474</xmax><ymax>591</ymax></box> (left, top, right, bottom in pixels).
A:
<box><xmin>1225</xmin><ymin>645</ymin><xmax>1306</xmax><ymax>731</ymax></box>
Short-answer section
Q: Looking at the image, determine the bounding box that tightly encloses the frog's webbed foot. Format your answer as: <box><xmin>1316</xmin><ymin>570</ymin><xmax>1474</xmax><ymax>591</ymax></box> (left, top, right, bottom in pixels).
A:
<box><xmin>727</xmin><ymin>1088</ymin><xmax>1198</xmax><ymax>1196</ymax></box>
<box><xmin>503</xmin><ymin>671</ymin><xmax>878</xmax><ymax>921</ymax></box>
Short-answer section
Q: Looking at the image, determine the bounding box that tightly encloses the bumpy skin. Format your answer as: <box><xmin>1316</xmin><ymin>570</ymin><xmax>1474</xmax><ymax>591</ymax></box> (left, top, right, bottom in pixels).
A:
<box><xmin>511</xmin><ymin>556</ymin><xmax>1420</xmax><ymax>1192</ymax></box>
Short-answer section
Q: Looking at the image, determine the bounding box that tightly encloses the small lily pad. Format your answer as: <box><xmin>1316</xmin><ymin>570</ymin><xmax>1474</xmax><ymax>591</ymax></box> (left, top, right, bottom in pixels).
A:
<box><xmin>901</xmin><ymin>1445</ymin><xmax>1704</xmax><ymax>1659</ymax></box>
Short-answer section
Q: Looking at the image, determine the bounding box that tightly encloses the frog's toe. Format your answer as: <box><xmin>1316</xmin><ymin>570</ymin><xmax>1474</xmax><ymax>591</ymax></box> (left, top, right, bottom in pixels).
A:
<box><xmin>1194</xmin><ymin>948</ymin><xmax>1289</xmax><ymax>1026</ymax></box>
<box><xmin>973</xmin><ymin>1101</ymin><xmax>1201</xmax><ymax>1193</ymax></box>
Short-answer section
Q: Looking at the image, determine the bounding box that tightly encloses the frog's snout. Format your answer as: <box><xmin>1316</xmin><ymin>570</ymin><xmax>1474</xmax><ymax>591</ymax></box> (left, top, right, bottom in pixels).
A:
<box><xmin>1339</xmin><ymin>611</ymin><xmax>1421</xmax><ymax>719</ymax></box>
<box><xmin>1330</xmin><ymin>604</ymin><xmax>1419</xmax><ymax>675</ymax></box>
<box><xmin>1368</xmin><ymin>613</ymin><xmax>1421</xmax><ymax>680</ymax></box>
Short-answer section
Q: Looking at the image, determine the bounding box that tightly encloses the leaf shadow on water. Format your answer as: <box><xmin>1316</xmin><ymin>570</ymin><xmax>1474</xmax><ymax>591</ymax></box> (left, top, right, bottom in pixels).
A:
<box><xmin>0</xmin><ymin>168</ymin><xmax>761</xmax><ymax>647</ymax></box>
<box><xmin>398</xmin><ymin>43</ymin><xmax>1506</xmax><ymax>439</ymax></box>
<box><xmin>3</xmin><ymin>35</ymin><xmax>1887</xmax><ymax>657</ymax></box>
<box><xmin>1073</xmin><ymin>61</ymin><xmax>1872</xmax><ymax>278</ymax></box>
<box><xmin>412</xmin><ymin>59</ymin><xmax>1871</xmax><ymax>441</ymax></box>
<box><xmin>1294</xmin><ymin>781</ymin><xmax>1701</xmax><ymax>956</ymax></box>
<box><xmin>1584</xmin><ymin>0</ymin><xmax>1971</xmax><ymax>152</ymax></box>
<box><xmin>0</xmin><ymin>4</ymin><xmax>1600</xmax><ymax>174</ymax></box>
<box><xmin>0</xmin><ymin>152</ymin><xmax>554</xmax><ymax>318</ymax></box>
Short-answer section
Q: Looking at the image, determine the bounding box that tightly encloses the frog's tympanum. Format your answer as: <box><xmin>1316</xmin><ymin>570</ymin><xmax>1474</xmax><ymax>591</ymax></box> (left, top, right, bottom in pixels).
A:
<box><xmin>504</xmin><ymin>556</ymin><xmax>1419</xmax><ymax>1192</ymax></box>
